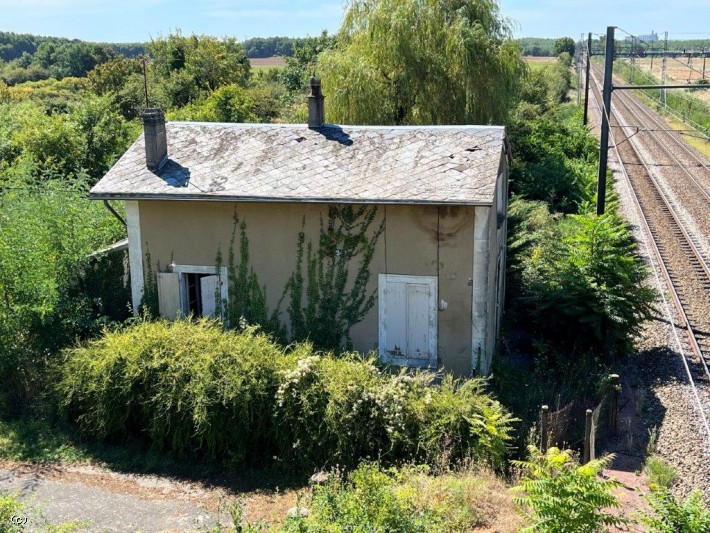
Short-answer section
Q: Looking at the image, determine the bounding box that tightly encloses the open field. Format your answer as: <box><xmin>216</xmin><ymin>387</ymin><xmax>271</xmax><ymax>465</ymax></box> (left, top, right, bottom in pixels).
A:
<box><xmin>249</xmin><ymin>56</ymin><xmax>286</xmax><ymax>69</ymax></box>
<box><xmin>524</xmin><ymin>56</ymin><xmax>556</xmax><ymax>63</ymax></box>
<box><xmin>628</xmin><ymin>57</ymin><xmax>710</xmax><ymax>104</ymax></box>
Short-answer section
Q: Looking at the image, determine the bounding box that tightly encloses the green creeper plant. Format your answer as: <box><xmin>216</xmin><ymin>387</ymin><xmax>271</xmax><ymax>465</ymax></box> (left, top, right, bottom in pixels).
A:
<box><xmin>221</xmin><ymin>212</ymin><xmax>286</xmax><ymax>341</ymax></box>
<box><xmin>286</xmin><ymin>205</ymin><xmax>384</xmax><ymax>351</ymax></box>
<box><xmin>512</xmin><ymin>446</ymin><xmax>626</xmax><ymax>533</ymax></box>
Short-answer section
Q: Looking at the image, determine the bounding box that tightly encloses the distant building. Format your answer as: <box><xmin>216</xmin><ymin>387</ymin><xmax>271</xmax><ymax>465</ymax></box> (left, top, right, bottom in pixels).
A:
<box><xmin>625</xmin><ymin>31</ymin><xmax>659</xmax><ymax>43</ymax></box>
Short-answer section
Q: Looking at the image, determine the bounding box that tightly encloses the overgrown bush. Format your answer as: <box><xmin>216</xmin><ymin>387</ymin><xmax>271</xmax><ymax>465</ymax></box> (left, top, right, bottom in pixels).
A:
<box><xmin>58</xmin><ymin>320</ymin><xmax>282</xmax><ymax>463</ymax></box>
<box><xmin>57</xmin><ymin>320</ymin><xmax>514</xmax><ymax>469</ymax></box>
<box><xmin>512</xmin><ymin>446</ymin><xmax>626</xmax><ymax>533</ymax></box>
<box><xmin>641</xmin><ymin>489</ymin><xmax>710</xmax><ymax>533</ymax></box>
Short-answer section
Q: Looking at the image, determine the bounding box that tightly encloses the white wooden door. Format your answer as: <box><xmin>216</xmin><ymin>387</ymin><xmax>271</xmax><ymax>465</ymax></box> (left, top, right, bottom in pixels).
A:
<box><xmin>200</xmin><ymin>275</ymin><xmax>219</xmax><ymax>317</ymax></box>
<box><xmin>378</xmin><ymin>274</ymin><xmax>437</xmax><ymax>367</ymax></box>
<box><xmin>157</xmin><ymin>272</ymin><xmax>180</xmax><ymax>320</ymax></box>
<box><xmin>406</xmin><ymin>283</ymin><xmax>431</xmax><ymax>359</ymax></box>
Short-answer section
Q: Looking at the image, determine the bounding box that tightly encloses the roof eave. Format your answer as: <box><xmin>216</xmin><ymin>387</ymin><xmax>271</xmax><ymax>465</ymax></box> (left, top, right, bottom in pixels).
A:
<box><xmin>88</xmin><ymin>192</ymin><xmax>494</xmax><ymax>206</ymax></box>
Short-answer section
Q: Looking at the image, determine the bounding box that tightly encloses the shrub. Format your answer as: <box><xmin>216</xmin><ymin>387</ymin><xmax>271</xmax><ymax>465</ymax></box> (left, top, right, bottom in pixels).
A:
<box><xmin>512</xmin><ymin>446</ymin><xmax>626</xmax><ymax>533</ymax></box>
<box><xmin>282</xmin><ymin>462</ymin><xmax>524</xmax><ymax>532</ymax></box>
<box><xmin>644</xmin><ymin>455</ymin><xmax>677</xmax><ymax>490</ymax></box>
<box><xmin>0</xmin><ymin>492</ymin><xmax>24</xmax><ymax>533</ymax></box>
<box><xmin>57</xmin><ymin>320</ymin><xmax>515</xmax><ymax>470</ymax></box>
<box><xmin>58</xmin><ymin>319</ymin><xmax>282</xmax><ymax>463</ymax></box>
<box><xmin>641</xmin><ymin>489</ymin><xmax>710</xmax><ymax>533</ymax></box>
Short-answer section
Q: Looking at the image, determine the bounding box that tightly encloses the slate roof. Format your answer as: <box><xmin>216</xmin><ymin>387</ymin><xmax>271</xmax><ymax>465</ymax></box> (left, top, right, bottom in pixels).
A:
<box><xmin>90</xmin><ymin>122</ymin><xmax>506</xmax><ymax>205</ymax></box>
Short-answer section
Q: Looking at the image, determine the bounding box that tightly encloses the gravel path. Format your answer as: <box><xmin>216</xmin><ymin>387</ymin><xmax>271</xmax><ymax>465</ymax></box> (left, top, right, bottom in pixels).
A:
<box><xmin>0</xmin><ymin>463</ymin><xmax>221</xmax><ymax>532</ymax></box>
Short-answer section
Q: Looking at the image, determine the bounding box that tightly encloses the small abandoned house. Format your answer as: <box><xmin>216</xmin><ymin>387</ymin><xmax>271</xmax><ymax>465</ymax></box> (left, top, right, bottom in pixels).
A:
<box><xmin>90</xmin><ymin>79</ymin><xmax>510</xmax><ymax>375</ymax></box>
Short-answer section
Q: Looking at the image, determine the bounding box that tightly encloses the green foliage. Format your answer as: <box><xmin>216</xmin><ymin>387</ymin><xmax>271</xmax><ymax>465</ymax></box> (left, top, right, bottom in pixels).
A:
<box><xmin>520</xmin><ymin>209</ymin><xmax>655</xmax><ymax>358</ymax></box>
<box><xmin>0</xmin><ymin>95</ymin><xmax>134</xmax><ymax>182</ymax></box>
<box><xmin>273</xmin><ymin>354</ymin><xmax>514</xmax><ymax>469</ymax></box>
<box><xmin>509</xmin><ymin>105</ymin><xmax>597</xmax><ymax>213</ymax></box>
<box><xmin>0</xmin><ymin>178</ymin><xmax>125</xmax><ymax>410</ymax></box>
<box><xmin>0</xmin><ymin>492</ymin><xmax>24</xmax><ymax>532</ymax></box>
<box><xmin>57</xmin><ymin>321</ymin><xmax>514</xmax><ymax>470</ymax></box>
<box><xmin>554</xmin><ymin>37</ymin><xmax>577</xmax><ymax>57</ymax></box>
<box><xmin>644</xmin><ymin>455</ymin><xmax>677</xmax><ymax>490</ymax></box>
<box><xmin>641</xmin><ymin>489</ymin><xmax>710</xmax><ymax>533</ymax></box>
<box><xmin>243</xmin><ymin>36</ymin><xmax>301</xmax><ymax>59</ymax></box>
<box><xmin>517</xmin><ymin>38</ymin><xmax>557</xmax><ymax>57</ymax></box>
<box><xmin>318</xmin><ymin>0</ymin><xmax>526</xmax><ymax>125</ymax></box>
<box><xmin>146</xmin><ymin>30</ymin><xmax>250</xmax><ymax>109</ymax></box>
<box><xmin>512</xmin><ymin>446</ymin><xmax>626</xmax><ymax>532</ymax></box>
<box><xmin>282</xmin><ymin>462</ymin><xmax>521</xmax><ymax>532</ymax></box>
<box><xmin>222</xmin><ymin>213</ymin><xmax>285</xmax><ymax>340</ymax></box>
<box><xmin>33</xmin><ymin>40</ymin><xmax>114</xmax><ymax>79</ymax></box>
<box><xmin>169</xmin><ymin>84</ymin><xmax>257</xmax><ymax>123</ymax></box>
<box><xmin>281</xmin><ymin>31</ymin><xmax>337</xmax><ymax>94</ymax></box>
<box><xmin>58</xmin><ymin>320</ymin><xmax>282</xmax><ymax>463</ymax></box>
<box><xmin>287</xmin><ymin>206</ymin><xmax>383</xmax><ymax>351</ymax></box>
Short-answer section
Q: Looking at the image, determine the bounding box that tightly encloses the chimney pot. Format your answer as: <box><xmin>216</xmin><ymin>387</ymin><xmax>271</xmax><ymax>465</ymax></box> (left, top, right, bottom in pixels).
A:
<box><xmin>307</xmin><ymin>77</ymin><xmax>325</xmax><ymax>128</ymax></box>
<box><xmin>143</xmin><ymin>108</ymin><xmax>167</xmax><ymax>171</ymax></box>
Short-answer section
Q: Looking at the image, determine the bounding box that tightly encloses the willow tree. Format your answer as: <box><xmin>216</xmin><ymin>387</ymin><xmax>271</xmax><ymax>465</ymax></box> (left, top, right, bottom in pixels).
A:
<box><xmin>318</xmin><ymin>0</ymin><xmax>526</xmax><ymax>125</ymax></box>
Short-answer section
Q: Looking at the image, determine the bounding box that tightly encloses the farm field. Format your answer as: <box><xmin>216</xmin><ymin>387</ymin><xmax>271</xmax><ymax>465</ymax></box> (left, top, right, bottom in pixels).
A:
<box><xmin>629</xmin><ymin>56</ymin><xmax>710</xmax><ymax>104</ymax></box>
<box><xmin>249</xmin><ymin>55</ymin><xmax>286</xmax><ymax>69</ymax></box>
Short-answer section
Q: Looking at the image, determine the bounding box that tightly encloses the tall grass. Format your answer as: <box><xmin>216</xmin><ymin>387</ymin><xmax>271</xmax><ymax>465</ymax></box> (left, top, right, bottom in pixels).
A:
<box><xmin>57</xmin><ymin>319</ymin><xmax>515</xmax><ymax>470</ymax></box>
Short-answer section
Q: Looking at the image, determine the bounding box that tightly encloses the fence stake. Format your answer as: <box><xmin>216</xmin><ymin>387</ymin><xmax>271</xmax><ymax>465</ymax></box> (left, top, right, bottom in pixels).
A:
<box><xmin>583</xmin><ymin>409</ymin><xmax>593</xmax><ymax>464</ymax></box>
<box><xmin>609</xmin><ymin>374</ymin><xmax>619</xmax><ymax>437</ymax></box>
<box><xmin>540</xmin><ymin>405</ymin><xmax>549</xmax><ymax>452</ymax></box>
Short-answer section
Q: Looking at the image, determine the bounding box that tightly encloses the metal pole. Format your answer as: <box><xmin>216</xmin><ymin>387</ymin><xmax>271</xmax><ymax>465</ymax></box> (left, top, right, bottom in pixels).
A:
<box><xmin>583</xmin><ymin>33</ymin><xmax>592</xmax><ymax>125</ymax></box>
<box><xmin>142</xmin><ymin>57</ymin><xmax>149</xmax><ymax>108</ymax></box>
<box><xmin>577</xmin><ymin>33</ymin><xmax>583</xmax><ymax>105</ymax></box>
<box><xmin>597</xmin><ymin>26</ymin><xmax>615</xmax><ymax>216</ymax></box>
<box><xmin>662</xmin><ymin>31</ymin><xmax>668</xmax><ymax>106</ymax></box>
<box><xmin>703</xmin><ymin>49</ymin><xmax>707</xmax><ymax>81</ymax></box>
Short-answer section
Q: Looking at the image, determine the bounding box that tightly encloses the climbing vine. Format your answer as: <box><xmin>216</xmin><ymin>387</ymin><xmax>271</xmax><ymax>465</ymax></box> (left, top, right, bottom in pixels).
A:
<box><xmin>218</xmin><ymin>212</ymin><xmax>287</xmax><ymax>341</ymax></box>
<box><xmin>287</xmin><ymin>205</ymin><xmax>384</xmax><ymax>351</ymax></box>
<box><xmin>214</xmin><ymin>207</ymin><xmax>383</xmax><ymax>350</ymax></box>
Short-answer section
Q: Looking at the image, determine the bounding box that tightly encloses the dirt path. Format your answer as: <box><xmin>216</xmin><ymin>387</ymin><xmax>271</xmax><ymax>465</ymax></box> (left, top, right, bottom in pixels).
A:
<box><xmin>0</xmin><ymin>461</ymin><xmax>298</xmax><ymax>532</ymax></box>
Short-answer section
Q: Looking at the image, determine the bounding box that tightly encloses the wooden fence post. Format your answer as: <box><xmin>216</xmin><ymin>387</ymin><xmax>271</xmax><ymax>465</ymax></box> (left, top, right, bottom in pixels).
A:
<box><xmin>540</xmin><ymin>405</ymin><xmax>549</xmax><ymax>452</ymax></box>
<box><xmin>583</xmin><ymin>409</ymin><xmax>593</xmax><ymax>464</ymax></box>
<box><xmin>609</xmin><ymin>374</ymin><xmax>619</xmax><ymax>437</ymax></box>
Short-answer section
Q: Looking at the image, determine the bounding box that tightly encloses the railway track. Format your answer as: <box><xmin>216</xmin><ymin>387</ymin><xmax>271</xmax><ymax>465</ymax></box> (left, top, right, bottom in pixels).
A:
<box><xmin>588</xmin><ymin>63</ymin><xmax>710</xmax><ymax>376</ymax></box>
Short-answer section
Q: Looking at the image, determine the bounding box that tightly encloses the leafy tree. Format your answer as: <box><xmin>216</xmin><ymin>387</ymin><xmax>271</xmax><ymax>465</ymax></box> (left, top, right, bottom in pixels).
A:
<box><xmin>146</xmin><ymin>30</ymin><xmax>250</xmax><ymax>108</ymax></box>
<box><xmin>513</xmin><ymin>446</ymin><xmax>626</xmax><ymax>532</ymax></box>
<box><xmin>0</xmin><ymin>173</ymin><xmax>125</xmax><ymax>410</ymax></box>
<box><xmin>317</xmin><ymin>0</ymin><xmax>526</xmax><ymax>125</ymax></box>
<box><xmin>520</xmin><ymin>210</ymin><xmax>655</xmax><ymax>359</ymax></box>
<box><xmin>282</xmin><ymin>31</ymin><xmax>336</xmax><ymax>93</ymax></box>
<box><xmin>554</xmin><ymin>36</ymin><xmax>576</xmax><ymax>57</ymax></box>
<box><xmin>169</xmin><ymin>84</ymin><xmax>256</xmax><ymax>123</ymax></box>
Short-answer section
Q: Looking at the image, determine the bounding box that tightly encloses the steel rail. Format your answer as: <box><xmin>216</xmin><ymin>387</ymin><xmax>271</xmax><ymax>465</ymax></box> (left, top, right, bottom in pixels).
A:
<box><xmin>614</xmin><ymin>86</ymin><xmax>710</xmax><ymax>181</ymax></box>
<box><xmin>589</xmin><ymin>63</ymin><xmax>710</xmax><ymax>378</ymax></box>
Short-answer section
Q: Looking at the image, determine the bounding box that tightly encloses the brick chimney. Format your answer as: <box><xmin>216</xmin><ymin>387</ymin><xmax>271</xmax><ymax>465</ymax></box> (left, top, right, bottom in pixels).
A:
<box><xmin>307</xmin><ymin>77</ymin><xmax>325</xmax><ymax>128</ymax></box>
<box><xmin>143</xmin><ymin>108</ymin><xmax>167</xmax><ymax>171</ymax></box>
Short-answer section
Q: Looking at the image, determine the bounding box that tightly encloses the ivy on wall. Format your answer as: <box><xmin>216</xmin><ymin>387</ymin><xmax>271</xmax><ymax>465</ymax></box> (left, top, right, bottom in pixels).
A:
<box><xmin>218</xmin><ymin>212</ymin><xmax>287</xmax><ymax>341</ymax></box>
<box><xmin>287</xmin><ymin>205</ymin><xmax>384</xmax><ymax>350</ymax></box>
<box><xmin>218</xmin><ymin>206</ymin><xmax>384</xmax><ymax>351</ymax></box>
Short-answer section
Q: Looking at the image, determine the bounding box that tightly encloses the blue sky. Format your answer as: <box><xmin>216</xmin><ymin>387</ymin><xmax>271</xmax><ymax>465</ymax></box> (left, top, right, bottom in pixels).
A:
<box><xmin>0</xmin><ymin>0</ymin><xmax>708</xmax><ymax>43</ymax></box>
